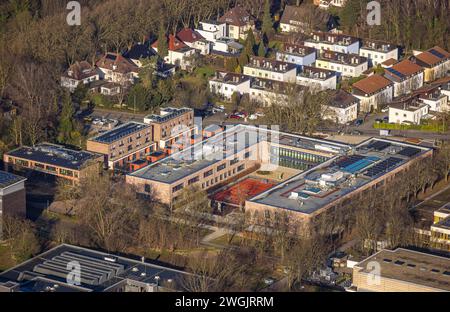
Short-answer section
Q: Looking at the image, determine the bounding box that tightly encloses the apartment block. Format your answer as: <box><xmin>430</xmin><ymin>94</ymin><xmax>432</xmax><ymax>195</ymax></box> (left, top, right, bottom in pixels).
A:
<box><xmin>276</xmin><ymin>43</ymin><xmax>316</xmax><ymax>66</ymax></box>
<box><xmin>352</xmin><ymin>74</ymin><xmax>394</xmax><ymax>112</ymax></box>
<box><xmin>304</xmin><ymin>31</ymin><xmax>360</xmax><ymax>55</ymax></box>
<box><xmin>87</xmin><ymin>122</ymin><xmax>156</xmax><ymax>170</ymax></box>
<box><xmin>359</xmin><ymin>40</ymin><xmax>398</xmax><ymax>67</ymax></box>
<box><xmin>208</xmin><ymin>71</ymin><xmax>251</xmax><ymax>100</ymax></box>
<box><xmin>143</xmin><ymin>107</ymin><xmax>195</xmax><ymax>149</ymax></box>
<box><xmin>296</xmin><ymin>66</ymin><xmax>337</xmax><ymax>91</ymax></box>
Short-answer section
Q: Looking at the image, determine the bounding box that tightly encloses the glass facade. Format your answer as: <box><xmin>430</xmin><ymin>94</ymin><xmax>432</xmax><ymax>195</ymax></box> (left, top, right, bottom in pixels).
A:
<box><xmin>270</xmin><ymin>146</ymin><xmax>328</xmax><ymax>170</ymax></box>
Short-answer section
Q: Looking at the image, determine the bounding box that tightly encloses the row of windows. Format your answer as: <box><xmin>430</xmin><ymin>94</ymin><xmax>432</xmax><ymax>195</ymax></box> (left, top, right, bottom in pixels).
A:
<box><xmin>9</xmin><ymin>158</ymin><xmax>79</xmax><ymax>178</ymax></box>
<box><xmin>271</xmin><ymin>147</ymin><xmax>327</xmax><ymax>163</ymax></box>
<box><xmin>171</xmin><ymin>162</ymin><xmax>247</xmax><ymax>193</ymax></box>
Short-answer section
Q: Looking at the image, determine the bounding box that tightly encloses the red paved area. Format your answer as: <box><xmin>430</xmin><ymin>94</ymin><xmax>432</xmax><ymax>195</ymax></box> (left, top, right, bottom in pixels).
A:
<box><xmin>212</xmin><ymin>178</ymin><xmax>275</xmax><ymax>206</ymax></box>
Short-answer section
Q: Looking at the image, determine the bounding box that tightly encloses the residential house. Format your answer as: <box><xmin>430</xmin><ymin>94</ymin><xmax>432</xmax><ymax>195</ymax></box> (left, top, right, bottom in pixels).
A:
<box><xmin>323</xmin><ymin>90</ymin><xmax>359</xmax><ymax>124</ymax></box>
<box><xmin>96</xmin><ymin>53</ymin><xmax>139</xmax><ymax>85</ymax></box>
<box><xmin>359</xmin><ymin>39</ymin><xmax>398</xmax><ymax>67</ymax></box>
<box><xmin>388</xmin><ymin>97</ymin><xmax>430</xmax><ymax>125</ymax></box>
<box><xmin>123</xmin><ymin>42</ymin><xmax>157</xmax><ymax>68</ymax></box>
<box><xmin>415</xmin><ymin>85</ymin><xmax>449</xmax><ymax>112</ymax></box>
<box><xmin>412</xmin><ymin>46</ymin><xmax>450</xmax><ymax>82</ymax></box>
<box><xmin>352</xmin><ymin>74</ymin><xmax>394</xmax><ymax>112</ymax></box>
<box><xmin>384</xmin><ymin>59</ymin><xmax>424</xmax><ymax>97</ymax></box>
<box><xmin>152</xmin><ymin>35</ymin><xmax>196</xmax><ymax>70</ymax></box>
<box><xmin>243</xmin><ymin>56</ymin><xmax>297</xmax><ymax>82</ymax></box>
<box><xmin>218</xmin><ymin>6</ymin><xmax>254</xmax><ymax>40</ymax></box>
<box><xmin>176</xmin><ymin>28</ymin><xmax>210</xmax><ymax>55</ymax></box>
<box><xmin>296</xmin><ymin>66</ymin><xmax>337</xmax><ymax>91</ymax></box>
<box><xmin>100</xmin><ymin>82</ymin><xmax>121</xmax><ymax>96</ymax></box>
<box><xmin>276</xmin><ymin>43</ymin><xmax>316</xmax><ymax>66</ymax></box>
<box><xmin>195</xmin><ymin>20</ymin><xmax>227</xmax><ymax>43</ymax></box>
<box><xmin>431</xmin><ymin>76</ymin><xmax>450</xmax><ymax>102</ymax></box>
<box><xmin>280</xmin><ymin>5</ymin><xmax>318</xmax><ymax>33</ymax></box>
<box><xmin>208</xmin><ymin>71</ymin><xmax>251</xmax><ymax>100</ymax></box>
<box><xmin>315</xmin><ymin>51</ymin><xmax>368</xmax><ymax>77</ymax></box>
<box><xmin>304</xmin><ymin>31</ymin><xmax>360</xmax><ymax>54</ymax></box>
<box><xmin>249</xmin><ymin>78</ymin><xmax>297</xmax><ymax>106</ymax></box>
<box><xmin>61</xmin><ymin>61</ymin><xmax>99</xmax><ymax>92</ymax></box>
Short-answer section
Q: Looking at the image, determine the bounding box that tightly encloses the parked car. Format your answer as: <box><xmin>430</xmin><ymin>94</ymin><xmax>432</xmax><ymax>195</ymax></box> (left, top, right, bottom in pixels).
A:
<box><xmin>375</xmin><ymin>118</ymin><xmax>383</xmax><ymax>123</ymax></box>
<box><xmin>229</xmin><ymin>114</ymin><xmax>242</xmax><ymax>119</ymax></box>
<box><xmin>383</xmin><ymin>116</ymin><xmax>389</xmax><ymax>122</ymax></box>
<box><xmin>354</xmin><ymin>119</ymin><xmax>363</xmax><ymax>126</ymax></box>
<box><xmin>381</xmin><ymin>107</ymin><xmax>389</xmax><ymax>113</ymax></box>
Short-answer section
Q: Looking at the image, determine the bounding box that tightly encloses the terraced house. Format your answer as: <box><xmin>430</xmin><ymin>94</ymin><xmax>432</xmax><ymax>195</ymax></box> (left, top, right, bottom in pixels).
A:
<box><xmin>384</xmin><ymin>59</ymin><xmax>424</xmax><ymax>97</ymax></box>
<box><xmin>243</xmin><ymin>56</ymin><xmax>297</xmax><ymax>83</ymax></box>
<box><xmin>315</xmin><ymin>51</ymin><xmax>368</xmax><ymax>77</ymax></box>
<box><xmin>412</xmin><ymin>46</ymin><xmax>450</xmax><ymax>83</ymax></box>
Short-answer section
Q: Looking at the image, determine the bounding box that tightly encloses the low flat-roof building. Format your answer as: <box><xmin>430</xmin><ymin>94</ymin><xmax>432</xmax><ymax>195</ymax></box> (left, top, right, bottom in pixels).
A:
<box><xmin>87</xmin><ymin>122</ymin><xmax>156</xmax><ymax>171</ymax></box>
<box><xmin>0</xmin><ymin>244</ymin><xmax>194</xmax><ymax>292</ymax></box>
<box><xmin>352</xmin><ymin>248</ymin><xmax>450</xmax><ymax>292</ymax></box>
<box><xmin>0</xmin><ymin>170</ymin><xmax>26</xmax><ymax>219</ymax></box>
<box><xmin>388</xmin><ymin>98</ymin><xmax>430</xmax><ymax>125</ymax></box>
<box><xmin>127</xmin><ymin>125</ymin><xmax>431</xmax><ymax>231</ymax></box>
<box><xmin>4</xmin><ymin>144</ymin><xmax>103</xmax><ymax>183</ymax></box>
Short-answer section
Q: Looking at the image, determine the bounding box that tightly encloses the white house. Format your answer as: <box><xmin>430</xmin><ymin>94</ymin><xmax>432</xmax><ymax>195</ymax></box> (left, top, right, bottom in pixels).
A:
<box><xmin>243</xmin><ymin>56</ymin><xmax>297</xmax><ymax>82</ymax></box>
<box><xmin>388</xmin><ymin>99</ymin><xmax>430</xmax><ymax>125</ymax></box>
<box><xmin>249</xmin><ymin>79</ymin><xmax>296</xmax><ymax>106</ymax></box>
<box><xmin>152</xmin><ymin>35</ymin><xmax>196</xmax><ymax>70</ymax></box>
<box><xmin>61</xmin><ymin>61</ymin><xmax>99</xmax><ymax>92</ymax></box>
<box><xmin>296</xmin><ymin>66</ymin><xmax>337</xmax><ymax>91</ymax></box>
<box><xmin>279</xmin><ymin>5</ymin><xmax>315</xmax><ymax>33</ymax></box>
<box><xmin>359</xmin><ymin>40</ymin><xmax>399</xmax><ymax>67</ymax></box>
<box><xmin>323</xmin><ymin>90</ymin><xmax>359</xmax><ymax>124</ymax></box>
<box><xmin>352</xmin><ymin>74</ymin><xmax>394</xmax><ymax>112</ymax></box>
<box><xmin>276</xmin><ymin>43</ymin><xmax>316</xmax><ymax>66</ymax></box>
<box><xmin>195</xmin><ymin>20</ymin><xmax>227</xmax><ymax>43</ymax></box>
<box><xmin>384</xmin><ymin>60</ymin><xmax>424</xmax><ymax>97</ymax></box>
<box><xmin>212</xmin><ymin>37</ymin><xmax>243</xmax><ymax>55</ymax></box>
<box><xmin>416</xmin><ymin>86</ymin><xmax>449</xmax><ymax>112</ymax></box>
<box><xmin>304</xmin><ymin>31</ymin><xmax>360</xmax><ymax>55</ymax></box>
<box><xmin>316</xmin><ymin>51</ymin><xmax>368</xmax><ymax>77</ymax></box>
<box><xmin>208</xmin><ymin>71</ymin><xmax>251</xmax><ymax>100</ymax></box>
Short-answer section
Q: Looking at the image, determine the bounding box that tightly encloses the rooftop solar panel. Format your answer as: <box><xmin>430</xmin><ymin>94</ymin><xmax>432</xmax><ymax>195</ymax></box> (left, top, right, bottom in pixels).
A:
<box><xmin>397</xmin><ymin>147</ymin><xmax>421</xmax><ymax>157</ymax></box>
<box><xmin>366</xmin><ymin>140</ymin><xmax>391</xmax><ymax>151</ymax></box>
<box><xmin>92</xmin><ymin>122</ymin><xmax>149</xmax><ymax>143</ymax></box>
<box><xmin>364</xmin><ymin>157</ymin><xmax>403</xmax><ymax>177</ymax></box>
<box><xmin>386</xmin><ymin>67</ymin><xmax>404</xmax><ymax>78</ymax></box>
<box><xmin>429</xmin><ymin>49</ymin><xmax>445</xmax><ymax>59</ymax></box>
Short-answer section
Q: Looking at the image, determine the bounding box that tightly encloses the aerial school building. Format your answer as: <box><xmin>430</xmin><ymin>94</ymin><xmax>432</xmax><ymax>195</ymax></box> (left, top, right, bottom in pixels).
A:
<box><xmin>127</xmin><ymin>125</ymin><xmax>432</xmax><ymax>229</ymax></box>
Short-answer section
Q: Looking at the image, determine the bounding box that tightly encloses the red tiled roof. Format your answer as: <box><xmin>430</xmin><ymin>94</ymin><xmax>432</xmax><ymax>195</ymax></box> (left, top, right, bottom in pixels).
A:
<box><xmin>152</xmin><ymin>35</ymin><xmax>188</xmax><ymax>52</ymax></box>
<box><xmin>176</xmin><ymin>28</ymin><xmax>204</xmax><ymax>43</ymax></box>
<box><xmin>415</xmin><ymin>46</ymin><xmax>450</xmax><ymax>66</ymax></box>
<box><xmin>390</xmin><ymin>59</ymin><xmax>423</xmax><ymax>76</ymax></box>
<box><xmin>352</xmin><ymin>74</ymin><xmax>393</xmax><ymax>95</ymax></box>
